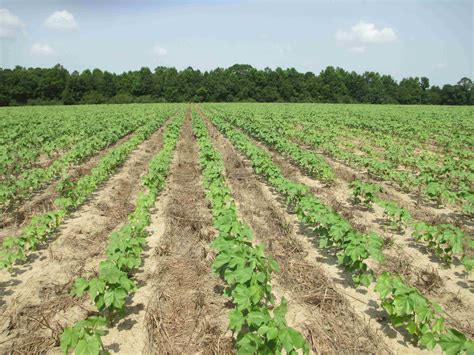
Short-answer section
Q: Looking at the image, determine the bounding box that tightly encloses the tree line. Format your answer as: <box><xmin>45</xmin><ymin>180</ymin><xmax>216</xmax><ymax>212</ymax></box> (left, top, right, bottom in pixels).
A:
<box><xmin>0</xmin><ymin>64</ymin><xmax>472</xmax><ymax>106</ymax></box>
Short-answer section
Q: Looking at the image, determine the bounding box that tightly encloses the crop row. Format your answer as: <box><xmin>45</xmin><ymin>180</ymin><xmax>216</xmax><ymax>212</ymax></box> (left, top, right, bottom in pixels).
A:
<box><xmin>206</xmin><ymin>107</ymin><xmax>335</xmax><ymax>183</ymax></box>
<box><xmin>206</xmin><ymin>106</ymin><xmax>473</xmax><ymax>274</ymax></box>
<box><xmin>60</xmin><ymin>113</ymin><xmax>185</xmax><ymax>355</ymax></box>
<box><xmin>286</xmin><ymin>110</ymin><xmax>472</xmax><ymax>192</ymax></box>
<box><xmin>192</xmin><ymin>110</ymin><xmax>309</xmax><ymax>354</ymax></box>
<box><xmin>1</xmin><ymin>115</ymin><xmax>141</xmax><ymax>208</ymax></box>
<box><xmin>350</xmin><ymin>180</ymin><xmax>473</xmax><ymax>272</ymax></box>
<box><xmin>204</xmin><ymin>110</ymin><xmax>473</xmax><ymax>353</ymax></box>
<box><xmin>0</xmin><ymin>105</ymin><xmax>161</xmax><ymax>176</ymax></box>
<box><xmin>207</xmin><ymin>104</ymin><xmax>473</xmax><ymax>216</ymax></box>
<box><xmin>0</xmin><ymin>110</ymin><xmax>174</xmax><ymax>271</ymax></box>
<box><xmin>286</xmin><ymin>119</ymin><xmax>472</xmax><ymax>215</ymax></box>
<box><xmin>289</xmin><ymin>122</ymin><xmax>473</xmax><ymax>214</ymax></box>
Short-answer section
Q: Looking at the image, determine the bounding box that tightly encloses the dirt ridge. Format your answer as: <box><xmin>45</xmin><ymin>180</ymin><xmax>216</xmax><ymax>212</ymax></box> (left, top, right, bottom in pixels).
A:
<box><xmin>0</xmin><ymin>120</ymin><xmax>169</xmax><ymax>353</ymax></box>
<box><xmin>219</xmin><ymin>118</ymin><xmax>474</xmax><ymax>337</ymax></box>
<box><xmin>143</xmin><ymin>113</ymin><xmax>233</xmax><ymax>354</ymax></box>
<box><xmin>201</xmin><ymin>109</ymin><xmax>405</xmax><ymax>353</ymax></box>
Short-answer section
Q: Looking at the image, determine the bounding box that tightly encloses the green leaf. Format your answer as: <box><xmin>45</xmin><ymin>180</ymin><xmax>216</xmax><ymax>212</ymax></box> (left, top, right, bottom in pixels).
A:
<box><xmin>72</xmin><ymin>278</ymin><xmax>89</xmax><ymax>297</ymax></box>
<box><xmin>462</xmin><ymin>257</ymin><xmax>474</xmax><ymax>272</ymax></box>
<box><xmin>278</xmin><ymin>328</ymin><xmax>294</xmax><ymax>353</ymax></box>
<box><xmin>288</xmin><ymin>327</ymin><xmax>308</xmax><ymax>350</ymax></box>
<box><xmin>273</xmin><ymin>298</ymin><xmax>288</xmax><ymax>325</ymax></box>
<box><xmin>104</xmin><ymin>287</ymin><xmax>127</xmax><ymax>310</ymax></box>
<box><xmin>393</xmin><ymin>294</ymin><xmax>413</xmax><ymax>316</ymax></box>
<box><xmin>432</xmin><ymin>318</ymin><xmax>445</xmax><ymax>333</ymax></box>
<box><xmin>75</xmin><ymin>336</ymin><xmax>101</xmax><ymax>355</ymax></box>
<box><xmin>229</xmin><ymin>309</ymin><xmax>244</xmax><ymax>332</ymax></box>
<box><xmin>358</xmin><ymin>272</ymin><xmax>373</xmax><ymax>288</ymax></box>
<box><xmin>267</xmin><ymin>326</ymin><xmax>278</xmax><ymax>340</ymax></box>
<box><xmin>88</xmin><ymin>278</ymin><xmax>105</xmax><ymax>300</ymax></box>
<box><xmin>247</xmin><ymin>310</ymin><xmax>269</xmax><ymax>327</ymax></box>
<box><xmin>236</xmin><ymin>332</ymin><xmax>259</xmax><ymax>354</ymax></box>
<box><xmin>375</xmin><ymin>272</ymin><xmax>392</xmax><ymax>299</ymax></box>
<box><xmin>438</xmin><ymin>329</ymin><xmax>467</xmax><ymax>354</ymax></box>
<box><xmin>419</xmin><ymin>332</ymin><xmax>437</xmax><ymax>350</ymax></box>
<box><xmin>60</xmin><ymin>327</ymin><xmax>78</xmax><ymax>354</ymax></box>
<box><xmin>99</xmin><ymin>261</ymin><xmax>122</xmax><ymax>284</ymax></box>
<box><xmin>465</xmin><ymin>339</ymin><xmax>474</xmax><ymax>354</ymax></box>
<box><xmin>233</xmin><ymin>267</ymin><xmax>254</xmax><ymax>284</ymax></box>
<box><xmin>406</xmin><ymin>321</ymin><xmax>417</xmax><ymax>335</ymax></box>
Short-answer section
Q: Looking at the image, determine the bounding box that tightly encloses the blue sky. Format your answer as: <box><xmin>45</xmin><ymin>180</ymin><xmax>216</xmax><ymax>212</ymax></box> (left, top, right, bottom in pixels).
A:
<box><xmin>0</xmin><ymin>0</ymin><xmax>472</xmax><ymax>85</ymax></box>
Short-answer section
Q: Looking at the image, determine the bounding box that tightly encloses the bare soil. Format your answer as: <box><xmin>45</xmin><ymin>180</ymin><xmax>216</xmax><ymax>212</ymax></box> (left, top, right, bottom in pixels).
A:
<box><xmin>0</xmin><ymin>131</ymin><xmax>135</xmax><ymax>234</ymax></box>
<box><xmin>220</xmin><ymin>120</ymin><xmax>474</xmax><ymax>339</ymax></box>
<box><xmin>0</xmin><ymin>122</ymin><xmax>168</xmax><ymax>354</ymax></box>
<box><xmin>201</xmin><ymin>110</ymin><xmax>399</xmax><ymax>354</ymax></box>
<box><xmin>300</xmin><ymin>141</ymin><xmax>473</xmax><ymax>232</ymax></box>
<box><xmin>142</xmin><ymin>115</ymin><xmax>233</xmax><ymax>354</ymax></box>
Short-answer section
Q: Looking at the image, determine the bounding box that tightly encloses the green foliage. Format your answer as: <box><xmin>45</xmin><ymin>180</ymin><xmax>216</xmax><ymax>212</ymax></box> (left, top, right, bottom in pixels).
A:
<box><xmin>222</xmin><ymin>112</ymin><xmax>335</xmax><ymax>183</ymax></box>
<box><xmin>193</xmin><ymin>112</ymin><xmax>309</xmax><ymax>354</ymax></box>
<box><xmin>204</xmin><ymin>106</ymin><xmax>473</xmax><ymax>351</ymax></box>
<box><xmin>375</xmin><ymin>272</ymin><xmax>474</xmax><ymax>353</ymax></box>
<box><xmin>206</xmin><ymin>104</ymin><xmax>474</xmax><ymax>276</ymax></box>
<box><xmin>0</xmin><ymin>209</ymin><xmax>66</xmax><ymax>270</ymax></box>
<box><xmin>424</xmin><ymin>181</ymin><xmax>457</xmax><ymax>206</ymax></box>
<box><xmin>206</xmin><ymin>112</ymin><xmax>384</xmax><ymax>288</ymax></box>
<box><xmin>60</xmin><ymin>316</ymin><xmax>107</xmax><ymax>355</ymax></box>
<box><xmin>0</xmin><ymin>65</ymin><xmax>472</xmax><ymax>105</ymax></box>
<box><xmin>462</xmin><ymin>195</ymin><xmax>474</xmax><ymax>217</ymax></box>
<box><xmin>378</xmin><ymin>200</ymin><xmax>412</xmax><ymax>232</ymax></box>
<box><xmin>1</xmin><ymin>105</ymin><xmax>178</xmax><ymax>208</ymax></box>
<box><xmin>0</xmin><ymin>108</ymin><xmax>178</xmax><ymax>270</ymax></box>
<box><xmin>350</xmin><ymin>180</ymin><xmax>382</xmax><ymax>208</ymax></box>
<box><xmin>72</xmin><ymin>261</ymin><xmax>136</xmax><ymax>314</ymax></box>
<box><xmin>413</xmin><ymin>222</ymin><xmax>468</xmax><ymax>268</ymax></box>
<box><xmin>60</xmin><ymin>113</ymin><xmax>184</xmax><ymax>354</ymax></box>
<box><xmin>221</xmin><ymin>102</ymin><xmax>473</xmax><ymax>212</ymax></box>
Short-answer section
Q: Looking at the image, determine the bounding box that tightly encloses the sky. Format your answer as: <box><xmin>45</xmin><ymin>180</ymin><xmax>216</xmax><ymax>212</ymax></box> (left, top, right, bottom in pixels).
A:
<box><xmin>0</xmin><ymin>0</ymin><xmax>472</xmax><ymax>86</ymax></box>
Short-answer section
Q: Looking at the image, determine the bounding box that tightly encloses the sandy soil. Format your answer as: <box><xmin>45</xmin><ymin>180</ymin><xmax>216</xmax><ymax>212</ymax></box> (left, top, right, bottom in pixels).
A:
<box><xmin>219</xmin><ymin>118</ymin><xmax>474</xmax><ymax>338</ymax></box>
<box><xmin>299</xmin><ymin>142</ymin><xmax>473</xmax><ymax>233</ymax></box>
<box><xmin>0</xmin><ymin>132</ymin><xmax>134</xmax><ymax>235</ymax></box>
<box><xmin>0</xmin><ymin>121</ymin><xmax>168</xmax><ymax>353</ymax></box>
<box><xmin>201</xmin><ymin>110</ymin><xmax>401</xmax><ymax>353</ymax></box>
<box><xmin>141</xmin><ymin>115</ymin><xmax>233</xmax><ymax>354</ymax></box>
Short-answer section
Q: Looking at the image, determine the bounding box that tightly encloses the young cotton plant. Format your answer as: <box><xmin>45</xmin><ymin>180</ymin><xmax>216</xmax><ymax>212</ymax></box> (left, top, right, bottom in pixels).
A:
<box><xmin>0</xmin><ymin>114</ymin><xmax>171</xmax><ymax>272</ymax></box>
<box><xmin>350</xmin><ymin>179</ymin><xmax>383</xmax><ymax>208</ymax></box>
<box><xmin>378</xmin><ymin>200</ymin><xmax>412</xmax><ymax>232</ymax></box>
<box><xmin>193</xmin><ymin>113</ymin><xmax>309</xmax><ymax>354</ymax></box>
<box><xmin>296</xmin><ymin>196</ymin><xmax>384</xmax><ymax>287</ymax></box>
<box><xmin>375</xmin><ymin>272</ymin><xmax>474</xmax><ymax>353</ymax></box>
<box><xmin>412</xmin><ymin>222</ymin><xmax>471</xmax><ymax>271</ymax></box>
<box><xmin>60</xmin><ymin>316</ymin><xmax>108</xmax><ymax>355</ymax></box>
<box><xmin>424</xmin><ymin>181</ymin><xmax>457</xmax><ymax>206</ymax></box>
<box><xmin>0</xmin><ymin>209</ymin><xmax>66</xmax><ymax>270</ymax></box>
<box><xmin>72</xmin><ymin>261</ymin><xmax>136</xmax><ymax>316</ymax></box>
<box><xmin>60</xmin><ymin>115</ymin><xmax>184</xmax><ymax>354</ymax></box>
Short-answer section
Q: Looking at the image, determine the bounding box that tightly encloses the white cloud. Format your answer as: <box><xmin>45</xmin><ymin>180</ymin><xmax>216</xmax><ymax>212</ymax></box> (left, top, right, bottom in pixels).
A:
<box><xmin>31</xmin><ymin>42</ymin><xmax>56</xmax><ymax>56</ymax></box>
<box><xmin>0</xmin><ymin>8</ymin><xmax>24</xmax><ymax>38</ymax></box>
<box><xmin>45</xmin><ymin>10</ymin><xmax>78</xmax><ymax>30</ymax></box>
<box><xmin>152</xmin><ymin>45</ymin><xmax>168</xmax><ymax>58</ymax></box>
<box><xmin>336</xmin><ymin>21</ymin><xmax>397</xmax><ymax>44</ymax></box>
<box><xmin>259</xmin><ymin>33</ymin><xmax>269</xmax><ymax>40</ymax></box>
<box><xmin>349</xmin><ymin>46</ymin><xmax>365</xmax><ymax>53</ymax></box>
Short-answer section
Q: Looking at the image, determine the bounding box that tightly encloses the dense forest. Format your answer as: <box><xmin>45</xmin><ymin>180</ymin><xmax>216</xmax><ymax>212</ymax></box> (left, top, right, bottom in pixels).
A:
<box><xmin>0</xmin><ymin>64</ymin><xmax>472</xmax><ymax>106</ymax></box>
